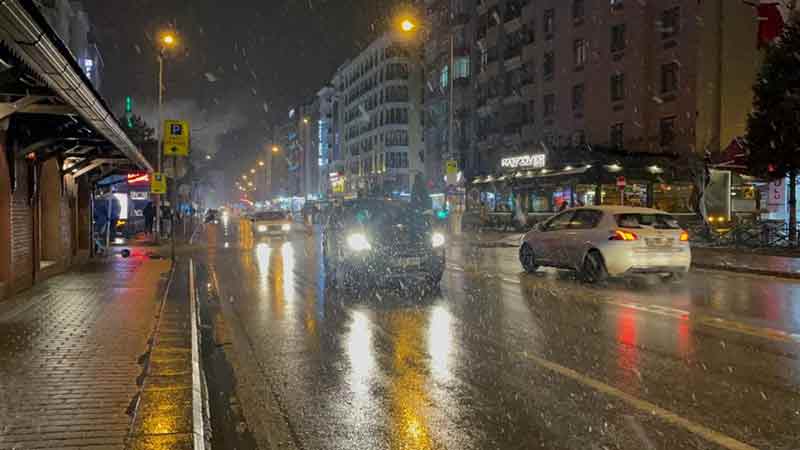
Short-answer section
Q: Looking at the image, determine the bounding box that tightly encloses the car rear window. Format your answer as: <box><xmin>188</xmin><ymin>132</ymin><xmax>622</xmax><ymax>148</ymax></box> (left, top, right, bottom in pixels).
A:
<box><xmin>254</xmin><ymin>211</ymin><xmax>288</xmax><ymax>220</ymax></box>
<box><xmin>615</xmin><ymin>213</ymin><xmax>681</xmax><ymax>229</ymax></box>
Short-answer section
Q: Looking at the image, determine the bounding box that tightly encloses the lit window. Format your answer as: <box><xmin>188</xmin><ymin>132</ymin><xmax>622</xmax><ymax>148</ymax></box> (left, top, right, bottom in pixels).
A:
<box><xmin>440</xmin><ymin>65</ymin><xmax>449</xmax><ymax>89</ymax></box>
<box><xmin>454</xmin><ymin>56</ymin><xmax>470</xmax><ymax>79</ymax></box>
<box><xmin>573</xmin><ymin>39</ymin><xmax>588</xmax><ymax>67</ymax></box>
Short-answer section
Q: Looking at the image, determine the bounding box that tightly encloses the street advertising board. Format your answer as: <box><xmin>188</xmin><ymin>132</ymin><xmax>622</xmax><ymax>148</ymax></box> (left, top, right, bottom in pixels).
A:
<box><xmin>151</xmin><ymin>172</ymin><xmax>167</xmax><ymax>194</ymax></box>
<box><xmin>768</xmin><ymin>179</ymin><xmax>785</xmax><ymax>213</ymax></box>
<box><xmin>616</xmin><ymin>176</ymin><xmax>626</xmax><ymax>188</ymax></box>
<box><xmin>163</xmin><ymin>120</ymin><xmax>190</xmax><ymax>156</ymax></box>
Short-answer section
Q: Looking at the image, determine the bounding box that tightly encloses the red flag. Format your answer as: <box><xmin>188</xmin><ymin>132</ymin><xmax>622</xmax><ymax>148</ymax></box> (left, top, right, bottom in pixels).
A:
<box><xmin>757</xmin><ymin>1</ymin><xmax>787</xmax><ymax>47</ymax></box>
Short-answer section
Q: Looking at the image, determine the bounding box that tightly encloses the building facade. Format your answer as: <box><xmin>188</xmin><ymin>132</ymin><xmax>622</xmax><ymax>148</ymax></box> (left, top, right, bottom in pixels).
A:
<box><xmin>331</xmin><ymin>32</ymin><xmax>424</xmax><ymax>198</ymax></box>
<box><xmin>35</xmin><ymin>0</ymin><xmax>103</xmax><ymax>91</ymax></box>
<box><xmin>422</xmin><ymin>0</ymin><xmax>764</xmax><ymax>216</ymax></box>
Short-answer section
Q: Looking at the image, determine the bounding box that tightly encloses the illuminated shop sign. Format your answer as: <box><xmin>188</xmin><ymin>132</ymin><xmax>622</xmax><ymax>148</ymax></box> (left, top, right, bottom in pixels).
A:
<box><xmin>500</xmin><ymin>153</ymin><xmax>546</xmax><ymax>169</ymax></box>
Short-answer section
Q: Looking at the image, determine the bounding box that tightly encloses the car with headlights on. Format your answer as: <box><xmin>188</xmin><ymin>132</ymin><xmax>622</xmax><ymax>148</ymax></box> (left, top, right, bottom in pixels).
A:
<box><xmin>251</xmin><ymin>210</ymin><xmax>293</xmax><ymax>238</ymax></box>
<box><xmin>519</xmin><ymin>206</ymin><xmax>691</xmax><ymax>283</ymax></box>
<box><xmin>322</xmin><ymin>199</ymin><xmax>445</xmax><ymax>288</ymax></box>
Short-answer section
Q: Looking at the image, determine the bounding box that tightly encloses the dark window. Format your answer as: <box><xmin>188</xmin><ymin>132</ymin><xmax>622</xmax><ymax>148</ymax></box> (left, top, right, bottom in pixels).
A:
<box><xmin>660</xmin><ymin>116</ymin><xmax>676</xmax><ymax>147</ymax></box>
<box><xmin>524</xmin><ymin>100</ymin><xmax>535</xmax><ymax>123</ymax></box>
<box><xmin>661</xmin><ymin>62</ymin><xmax>679</xmax><ymax>93</ymax></box>
<box><xmin>610</xmin><ymin>123</ymin><xmax>624</xmax><ymax>148</ymax></box>
<box><xmin>610</xmin><ymin>0</ymin><xmax>624</xmax><ymax>11</ymax></box>
<box><xmin>572</xmin><ymin>0</ymin><xmax>585</xmax><ymax>20</ymax></box>
<box><xmin>543</xmin><ymin>51</ymin><xmax>554</xmax><ymax>80</ymax></box>
<box><xmin>543</xmin><ymin>93</ymin><xmax>556</xmax><ymax>117</ymax></box>
<box><xmin>610</xmin><ymin>73</ymin><xmax>625</xmax><ymax>101</ymax></box>
<box><xmin>661</xmin><ymin>7</ymin><xmax>680</xmax><ymax>39</ymax></box>
<box><xmin>615</xmin><ymin>213</ymin><xmax>681</xmax><ymax>229</ymax></box>
<box><xmin>544</xmin><ymin>211</ymin><xmax>574</xmax><ymax>231</ymax></box>
<box><xmin>573</xmin><ymin>39</ymin><xmax>588</xmax><ymax>67</ymax></box>
<box><xmin>569</xmin><ymin>209</ymin><xmax>603</xmax><ymax>229</ymax></box>
<box><xmin>611</xmin><ymin>24</ymin><xmax>626</xmax><ymax>52</ymax></box>
<box><xmin>544</xmin><ymin>9</ymin><xmax>555</xmax><ymax>37</ymax></box>
<box><xmin>572</xmin><ymin>84</ymin><xmax>584</xmax><ymax>112</ymax></box>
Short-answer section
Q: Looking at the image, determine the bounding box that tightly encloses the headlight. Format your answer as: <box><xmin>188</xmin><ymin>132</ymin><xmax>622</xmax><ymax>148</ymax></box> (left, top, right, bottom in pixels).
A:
<box><xmin>432</xmin><ymin>232</ymin><xmax>446</xmax><ymax>248</ymax></box>
<box><xmin>281</xmin><ymin>224</ymin><xmax>291</xmax><ymax>231</ymax></box>
<box><xmin>346</xmin><ymin>233</ymin><xmax>371</xmax><ymax>251</ymax></box>
<box><xmin>257</xmin><ymin>225</ymin><xmax>268</xmax><ymax>232</ymax></box>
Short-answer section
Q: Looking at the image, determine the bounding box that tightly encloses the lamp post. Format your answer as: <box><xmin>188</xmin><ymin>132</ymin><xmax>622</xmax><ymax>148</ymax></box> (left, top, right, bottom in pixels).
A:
<box><xmin>155</xmin><ymin>31</ymin><xmax>177</xmax><ymax>244</ymax></box>
<box><xmin>400</xmin><ymin>17</ymin><xmax>455</xmax><ymax>176</ymax></box>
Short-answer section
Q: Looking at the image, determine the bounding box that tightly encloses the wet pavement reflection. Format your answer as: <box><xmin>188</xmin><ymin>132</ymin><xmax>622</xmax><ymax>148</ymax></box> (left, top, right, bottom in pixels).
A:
<box><xmin>197</xmin><ymin>218</ymin><xmax>800</xmax><ymax>450</ymax></box>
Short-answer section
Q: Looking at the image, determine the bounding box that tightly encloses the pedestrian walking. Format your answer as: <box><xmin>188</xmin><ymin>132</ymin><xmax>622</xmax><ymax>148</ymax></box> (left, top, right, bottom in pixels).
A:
<box><xmin>143</xmin><ymin>202</ymin><xmax>155</xmax><ymax>237</ymax></box>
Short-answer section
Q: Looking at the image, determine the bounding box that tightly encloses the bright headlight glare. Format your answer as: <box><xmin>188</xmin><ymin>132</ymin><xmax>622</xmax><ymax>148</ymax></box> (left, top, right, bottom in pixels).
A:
<box><xmin>257</xmin><ymin>225</ymin><xmax>267</xmax><ymax>232</ymax></box>
<box><xmin>432</xmin><ymin>232</ymin><xmax>446</xmax><ymax>247</ymax></box>
<box><xmin>347</xmin><ymin>233</ymin><xmax>371</xmax><ymax>251</ymax></box>
<box><xmin>282</xmin><ymin>224</ymin><xmax>291</xmax><ymax>231</ymax></box>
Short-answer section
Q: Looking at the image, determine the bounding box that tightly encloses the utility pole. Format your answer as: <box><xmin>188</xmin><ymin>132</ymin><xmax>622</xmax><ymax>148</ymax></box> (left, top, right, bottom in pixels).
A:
<box><xmin>154</xmin><ymin>52</ymin><xmax>163</xmax><ymax>243</ymax></box>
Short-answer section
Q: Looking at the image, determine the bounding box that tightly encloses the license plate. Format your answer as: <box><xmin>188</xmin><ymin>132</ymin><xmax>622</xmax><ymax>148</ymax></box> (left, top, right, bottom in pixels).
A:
<box><xmin>396</xmin><ymin>257</ymin><xmax>422</xmax><ymax>268</ymax></box>
<box><xmin>646</xmin><ymin>238</ymin><xmax>673</xmax><ymax>247</ymax></box>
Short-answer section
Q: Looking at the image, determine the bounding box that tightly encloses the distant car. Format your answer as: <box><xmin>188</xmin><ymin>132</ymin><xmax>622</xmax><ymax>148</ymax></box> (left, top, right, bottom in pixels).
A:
<box><xmin>519</xmin><ymin>206</ymin><xmax>691</xmax><ymax>282</ymax></box>
<box><xmin>251</xmin><ymin>210</ymin><xmax>293</xmax><ymax>238</ymax></box>
<box><xmin>204</xmin><ymin>209</ymin><xmax>219</xmax><ymax>224</ymax></box>
<box><xmin>322</xmin><ymin>199</ymin><xmax>445</xmax><ymax>287</ymax></box>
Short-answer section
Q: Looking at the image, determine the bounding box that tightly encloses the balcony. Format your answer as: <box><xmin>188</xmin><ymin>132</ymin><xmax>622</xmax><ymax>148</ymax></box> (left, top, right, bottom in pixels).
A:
<box><xmin>504</xmin><ymin>17</ymin><xmax>522</xmax><ymax>33</ymax></box>
<box><xmin>522</xmin><ymin>123</ymin><xmax>538</xmax><ymax>144</ymax></box>
<box><xmin>522</xmin><ymin>41</ymin><xmax>537</xmax><ymax>62</ymax></box>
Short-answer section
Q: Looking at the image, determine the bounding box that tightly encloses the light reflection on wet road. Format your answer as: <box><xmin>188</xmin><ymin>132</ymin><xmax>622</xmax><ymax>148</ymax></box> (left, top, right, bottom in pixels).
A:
<box><xmin>197</xmin><ymin>219</ymin><xmax>800</xmax><ymax>450</ymax></box>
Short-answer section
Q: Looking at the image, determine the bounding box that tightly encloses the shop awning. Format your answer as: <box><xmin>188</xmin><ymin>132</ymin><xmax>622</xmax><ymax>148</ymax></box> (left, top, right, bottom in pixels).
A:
<box><xmin>0</xmin><ymin>0</ymin><xmax>151</xmax><ymax>178</ymax></box>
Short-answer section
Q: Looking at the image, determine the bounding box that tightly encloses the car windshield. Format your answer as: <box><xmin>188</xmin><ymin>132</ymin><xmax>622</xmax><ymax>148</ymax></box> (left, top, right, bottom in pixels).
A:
<box><xmin>615</xmin><ymin>213</ymin><xmax>681</xmax><ymax>229</ymax></box>
<box><xmin>253</xmin><ymin>211</ymin><xmax>288</xmax><ymax>221</ymax></box>
<box><xmin>16</xmin><ymin>2</ymin><xmax>792</xmax><ymax>450</ymax></box>
<box><xmin>342</xmin><ymin>201</ymin><xmax>428</xmax><ymax>229</ymax></box>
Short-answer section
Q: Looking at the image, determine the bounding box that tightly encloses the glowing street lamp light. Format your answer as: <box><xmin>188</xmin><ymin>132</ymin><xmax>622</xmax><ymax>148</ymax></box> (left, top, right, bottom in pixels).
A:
<box><xmin>250</xmin><ymin>168</ymin><xmax>256</xmax><ymax>174</ymax></box>
<box><xmin>162</xmin><ymin>34</ymin><xmax>176</xmax><ymax>46</ymax></box>
<box><xmin>242</xmin><ymin>174</ymin><xmax>248</xmax><ymax>180</ymax></box>
<box><xmin>271</xmin><ymin>145</ymin><xmax>279</xmax><ymax>153</ymax></box>
<box><xmin>400</xmin><ymin>18</ymin><xmax>416</xmax><ymax>32</ymax></box>
<box><xmin>258</xmin><ymin>160</ymin><xmax>265</xmax><ymax>166</ymax></box>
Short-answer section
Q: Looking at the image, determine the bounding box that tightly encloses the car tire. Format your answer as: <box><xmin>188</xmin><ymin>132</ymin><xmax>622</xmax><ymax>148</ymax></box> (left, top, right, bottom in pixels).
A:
<box><xmin>581</xmin><ymin>250</ymin><xmax>608</xmax><ymax>283</ymax></box>
<box><xmin>519</xmin><ymin>243</ymin><xmax>539</xmax><ymax>273</ymax></box>
<box><xmin>663</xmin><ymin>271</ymin><xmax>686</xmax><ymax>283</ymax></box>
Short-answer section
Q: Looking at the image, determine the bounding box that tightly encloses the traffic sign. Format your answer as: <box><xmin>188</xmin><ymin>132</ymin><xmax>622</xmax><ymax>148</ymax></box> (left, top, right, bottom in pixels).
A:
<box><xmin>163</xmin><ymin>120</ymin><xmax>190</xmax><ymax>156</ymax></box>
<box><xmin>151</xmin><ymin>172</ymin><xmax>167</xmax><ymax>194</ymax></box>
<box><xmin>616</xmin><ymin>176</ymin><xmax>626</xmax><ymax>188</ymax></box>
<box><xmin>445</xmin><ymin>159</ymin><xmax>458</xmax><ymax>175</ymax></box>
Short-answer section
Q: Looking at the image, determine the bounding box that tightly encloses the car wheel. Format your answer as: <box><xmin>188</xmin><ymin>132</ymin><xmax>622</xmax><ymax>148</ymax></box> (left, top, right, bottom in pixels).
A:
<box><xmin>519</xmin><ymin>243</ymin><xmax>539</xmax><ymax>273</ymax></box>
<box><xmin>663</xmin><ymin>271</ymin><xmax>686</xmax><ymax>283</ymax></box>
<box><xmin>581</xmin><ymin>250</ymin><xmax>608</xmax><ymax>283</ymax></box>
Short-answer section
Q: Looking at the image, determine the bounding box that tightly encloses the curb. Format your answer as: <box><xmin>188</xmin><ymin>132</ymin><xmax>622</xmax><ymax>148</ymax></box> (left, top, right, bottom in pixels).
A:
<box><xmin>692</xmin><ymin>262</ymin><xmax>800</xmax><ymax>280</ymax></box>
<box><xmin>188</xmin><ymin>259</ymin><xmax>207</xmax><ymax>450</ymax></box>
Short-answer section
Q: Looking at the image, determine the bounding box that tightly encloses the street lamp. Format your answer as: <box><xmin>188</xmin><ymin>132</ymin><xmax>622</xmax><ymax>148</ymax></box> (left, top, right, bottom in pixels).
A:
<box><xmin>272</xmin><ymin>145</ymin><xmax>279</xmax><ymax>153</ymax></box>
<box><xmin>400</xmin><ymin>18</ymin><xmax>416</xmax><ymax>32</ymax></box>
<box><xmin>154</xmin><ymin>30</ymin><xmax>178</xmax><ymax>243</ymax></box>
<box><xmin>399</xmin><ymin>15</ymin><xmax>455</xmax><ymax>170</ymax></box>
<box><xmin>250</xmin><ymin>168</ymin><xmax>256</xmax><ymax>174</ymax></box>
<box><xmin>258</xmin><ymin>160</ymin><xmax>265</xmax><ymax>166</ymax></box>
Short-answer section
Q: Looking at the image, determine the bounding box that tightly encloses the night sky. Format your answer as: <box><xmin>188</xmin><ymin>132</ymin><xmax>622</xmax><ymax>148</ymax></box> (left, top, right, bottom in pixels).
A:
<box><xmin>82</xmin><ymin>0</ymin><xmax>406</xmax><ymax>166</ymax></box>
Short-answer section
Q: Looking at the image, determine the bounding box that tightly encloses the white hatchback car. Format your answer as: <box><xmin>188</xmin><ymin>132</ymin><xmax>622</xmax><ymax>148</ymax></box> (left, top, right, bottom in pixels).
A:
<box><xmin>519</xmin><ymin>206</ymin><xmax>691</xmax><ymax>282</ymax></box>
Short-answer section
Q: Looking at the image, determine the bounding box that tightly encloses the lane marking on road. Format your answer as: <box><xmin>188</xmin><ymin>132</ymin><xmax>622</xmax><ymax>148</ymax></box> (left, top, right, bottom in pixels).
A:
<box><xmin>519</xmin><ymin>351</ymin><xmax>759</xmax><ymax>450</ymax></box>
<box><xmin>447</xmin><ymin>264</ymin><xmax>800</xmax><ymax>344</ymax></box>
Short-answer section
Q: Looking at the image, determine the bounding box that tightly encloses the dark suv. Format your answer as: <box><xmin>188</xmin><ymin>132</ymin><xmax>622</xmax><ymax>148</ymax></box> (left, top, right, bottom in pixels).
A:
<box><xmin>322</xmin><ymin>199</ymin><xmax>445</xmax><ymax>287</ymax></box>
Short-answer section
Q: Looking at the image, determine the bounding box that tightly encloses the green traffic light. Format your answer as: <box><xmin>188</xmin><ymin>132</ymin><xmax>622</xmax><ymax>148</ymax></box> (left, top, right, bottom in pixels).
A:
<box><xmin>125</xmin><ymin>96</ymin><xmax>132</xmax><ymax>113</ymax></box>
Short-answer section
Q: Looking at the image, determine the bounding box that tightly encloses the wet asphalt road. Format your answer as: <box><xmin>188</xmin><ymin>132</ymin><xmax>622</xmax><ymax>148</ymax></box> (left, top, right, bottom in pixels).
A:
<box><xmin>196</xmin><ymin>218</ymin><xmax>800</xmax><ymax>450</ymax></box>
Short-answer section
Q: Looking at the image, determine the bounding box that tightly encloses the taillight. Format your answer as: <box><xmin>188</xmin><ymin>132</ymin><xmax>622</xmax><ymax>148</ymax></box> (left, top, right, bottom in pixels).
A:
<box><xmin>679</xmin><ymin>230</ymin><xmax>689</xmax><ymax>242</ymax></box>
<box><xmin>610</xmin><ymin>229</ymin><xmax>638</xmax><ymax>241</ymax></box>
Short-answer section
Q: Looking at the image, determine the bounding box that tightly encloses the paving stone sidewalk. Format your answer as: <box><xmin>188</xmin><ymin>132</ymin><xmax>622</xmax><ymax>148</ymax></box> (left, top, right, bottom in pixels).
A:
<box><xmin>0</xmin><ymin>254</ymin><xmax>170</xmax><ymax>450</ymax></box>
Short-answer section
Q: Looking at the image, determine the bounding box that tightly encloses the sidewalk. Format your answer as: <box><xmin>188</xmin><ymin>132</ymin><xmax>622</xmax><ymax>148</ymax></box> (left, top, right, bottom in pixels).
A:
<box><xmin>0</xmin><ymin>248</ymin><xmax>203</xmax><ymax>449</ymax></box>
<box><xmin>450</xmin><ymin>230</ymin><xmax>800</xmax><ymax>279</ymax></box>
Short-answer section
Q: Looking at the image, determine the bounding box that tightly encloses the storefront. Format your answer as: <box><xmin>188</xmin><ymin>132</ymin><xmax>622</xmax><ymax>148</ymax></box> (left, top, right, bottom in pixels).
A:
<box><xmin>470</xmin><ymin>148</ymin><xmax>697</xmax><ymax>222</ymax></box>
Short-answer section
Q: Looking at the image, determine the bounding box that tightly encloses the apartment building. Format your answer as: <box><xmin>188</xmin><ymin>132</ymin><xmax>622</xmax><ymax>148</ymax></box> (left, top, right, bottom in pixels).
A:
<box><xmin>332</xmin><ymin>32</ymin><xmax>424</xmax><ymax>197</ymax></box>
<box><xmin>433</xmin><ymin>0</ymin><xmax>763</xmax><ymax>214</ymax></box>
